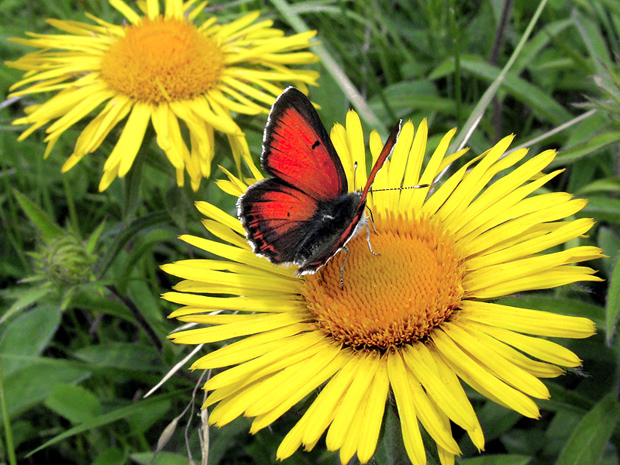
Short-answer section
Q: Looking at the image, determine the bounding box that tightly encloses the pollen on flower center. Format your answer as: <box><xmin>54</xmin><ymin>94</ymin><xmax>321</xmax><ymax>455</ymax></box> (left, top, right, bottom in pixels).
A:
<box><xmin>100</xmin><ymin>17</ymin><xmax>224</xmax><ymax>103</ymax></box>
<box><xmin>302</xmin><ymin>213</ymin><xmax>465</xmax><ymax>351</ymax></box>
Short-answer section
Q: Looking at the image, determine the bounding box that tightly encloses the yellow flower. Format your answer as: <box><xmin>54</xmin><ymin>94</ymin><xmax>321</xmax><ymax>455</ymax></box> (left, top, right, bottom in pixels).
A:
<box><xmin>162</xmin><ymin>112</ymin><xmax>602</xmax><ymax>465</ymax></box>
<box><xmin>7</xmin><ymin>0</ymin><xmax>318</xmax><ymax>191</ymax></box>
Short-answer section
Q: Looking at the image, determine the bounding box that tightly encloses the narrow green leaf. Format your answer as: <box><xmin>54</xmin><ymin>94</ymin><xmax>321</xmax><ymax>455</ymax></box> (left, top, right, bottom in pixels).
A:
<box><xmin>550</xmin><ymin>131</ymin><xmax>620</xmax><ymax>168</ymax></box>
<box><xmin>576</xmin><ymin>178</ymin><xmax>620</xmax><ymax>196</ymax></box>
<box><xmin>269</xmin><ymin>0</ymin><xmax>384</xmax><ymax>132</ymax></box>
<box><xmin>598</xmin><ymin>226</ymin><xmax>620</xmax><ymax>277</ymax></box>
<box><xmin>555</xmin><ymin>393</ymin><xmax>620</xmax><ymax>465</ymax></box>
<box><xmin>462</xmin><ymin>455</ymin><xmax>532</xmax><ymax>465</ymax></box>
<box><xmin>122</xmin><ymin>143</ymin><xmax>146</xmax><ymax>221</ymax></box>
<box><xmin>27</xmin><ymin>392</ymin><xmax>178</xmax><ymax>457</ymax></box>
<box><xmin>446</xmin><ymin>0</ymin><xmax>550</xmax><ymax>151</ymax></box>
<box><xmin>512</xmin><ymin>19</ymin><xmax>572</xmax><ymax>75</ymax></box>
<box><xmin>94</xmin><ymin>210</ymin><xmax>170</xmax><ymax>279</ymax></box>
<box><xmin>116</xmin><ymin>228</ymin><xmax>176</xmax><ymax>295</ymax></box>
<box><xmin>580</xmin><ymin>197</ymin><xmax>620</xmax><ymax>224</ymax></box>
<box><xmin>86</xmin><ymin>220</ymin><xmax>106</xmax><ymax>255</ymax></box>
<box><xmin>130</xmin><ymin>451</ymin><xmax>190</xmax><ymax>465</ymax></box>
<box><xmin>457</xmin><ymin>58</ymin><xmax>572</xmax><ymax>125</ymax></box>
<box><xmin>596</xmin><ymin>0</ymin><xmax>620</xmax><ymax>15</ymax></box>
<box><xmin>0</xmin><ymin>286</ymin><xmax>52</xmax><ymax>325</ymax></box>
<box><xmin>605</xmin><ymin>255</ymin><xmax>620</xmax><ymax>345</ymax></box>
<box><xmin>367</xmin><ymin>81</ymin><xmax>455</xmax><ymax>122</ymax></box>
<box><xmin>126</xmin><ymin>280</ymin><xmax>169</xmax><ymax>345</ymax></box>
<box><xmin>12</xmin><ymin>189</ymin><xmax>64</xmax><ymax>241</ymax></box>
<box><xmin>74</xmin><ymin>342</ymin><xmax>162</xmax><ymax>372</ymax></box>
<box><xmin>45</xmin><ymin>384</ymin><xmax>102</xmax><ymax>424</ymax></box>
<box><xmin>572</xmin><ymin>10</ymin><xmax>613</xmax><ymax>75</ymax></box>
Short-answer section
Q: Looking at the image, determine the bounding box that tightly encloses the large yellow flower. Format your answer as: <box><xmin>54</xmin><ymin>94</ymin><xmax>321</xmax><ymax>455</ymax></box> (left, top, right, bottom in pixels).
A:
<box><xmin>162</xmin><ymin>112</ymin><xmax>602</xmax><ymax>464</ymax></box>
<box><xmin>7</xmin><ymin>0</ymin><xmax>318</xmax><ymax>191</ymax></box>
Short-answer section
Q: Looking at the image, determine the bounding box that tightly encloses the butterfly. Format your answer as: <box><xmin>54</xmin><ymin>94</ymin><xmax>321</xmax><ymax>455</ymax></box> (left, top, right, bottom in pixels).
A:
<box><xmin>237</xmin><ymin>87</ymin><xmax>400</xmax><ymax>282</ymax></box>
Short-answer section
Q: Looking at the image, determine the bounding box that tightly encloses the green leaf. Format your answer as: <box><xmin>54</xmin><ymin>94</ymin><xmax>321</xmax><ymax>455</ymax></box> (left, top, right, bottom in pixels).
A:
<box><xmin>73</xmin><ymin>343</ymin><xmax>162</xmax><ymax>372</ymax></box>
<box><xmin>12</xmin><ymin>189</ymin><xmax>64</xmax><ymax>241</ymax></box>
<box><xmin>3</xmin><ymin>359</ymin><xmax>90</xmax><ymax>418</ymax></box>
<box><xmin>605</xmin><ymin>254</ymin><xmax>620</xmax><ymax>345</ymax></box>
<box><xmin>598</xmin><ymin>227</ymin><xmax>620</xmax><ymax>277</ymax></box>
<box><xmin>0</xmin><ymin>303</ymin><xmax>61</xmax><ymax>376</ymax></box>
<box><xmin>44</xmin><ymin>384</ymin><xmax>102</xmax><ymax>424</ymax></box>
<box><xmin>555</xmin><ymin>393</ymin><xmax>620</xmax><ymax>465</ymax></box>
<box><xmin>127</xmin><ymin>279</ymin><xmax>167</xmax><ymax>325</ymax></box>
<box><xmin>544</xmin><ymin>409</ymin><xmax>584</xmax><ymax>458</ymax></box>
<box><xmin>544</xmin><ymin>383</ymin><xmax>594</xmax><ymax>414</ymax></box>
<box><xmin>71</xmin><ymin>291</ymin><xmax>135</xmax><ymax>323</ymax></box>
<box><xmin>470</xmin><ymin>402</ymin><xmax>521</xmax><ymax>445</ymax></box>
<box><xmin>27</xmin><ymin>392</ymin><xmax>179</xmax><ymax>457</ymax></box>
<box><xmin>92</xmin><ymin>448</ymin><xmax>126</xmax><ymax>465</ymax></box>
<box><xmin>125</xmin><ymin>397</ymin><xmax>171</xmax><ymax>435</ymax></box>
<box><xmin>209</xmin><ymin>417</ymin><xmax>255</xmax><ymax>465</ymax></box>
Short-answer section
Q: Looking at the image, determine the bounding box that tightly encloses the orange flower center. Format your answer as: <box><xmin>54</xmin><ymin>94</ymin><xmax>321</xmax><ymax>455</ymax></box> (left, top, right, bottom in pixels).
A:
<box><xmin>302</xmin><ymin>213</ymin><xmax>465</xmax><ymax>351</ymax></box>
<box><xmin>100</xmin><ymin>17</ymin><xmax>224</xmax><ymax>103</ymax></box>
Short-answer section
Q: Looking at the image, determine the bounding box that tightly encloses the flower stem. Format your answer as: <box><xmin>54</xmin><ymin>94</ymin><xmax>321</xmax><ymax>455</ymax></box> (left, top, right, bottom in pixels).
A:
<box><xmin>0</xmin><ymin>362</ymin><xmax>17</xmax><ymax>465</ymax></box>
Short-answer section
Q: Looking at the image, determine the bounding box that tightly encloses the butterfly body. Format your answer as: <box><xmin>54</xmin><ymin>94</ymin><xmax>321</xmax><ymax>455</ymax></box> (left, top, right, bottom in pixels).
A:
<box><xmin>237</xmin><ymin>87</ymin><xmax>399</xmax><ymax>276</ymax></box>
<box><xmin>292</xmin><ymin>190</ymin><xmax>364</xmax><ymax>274</ymax></box>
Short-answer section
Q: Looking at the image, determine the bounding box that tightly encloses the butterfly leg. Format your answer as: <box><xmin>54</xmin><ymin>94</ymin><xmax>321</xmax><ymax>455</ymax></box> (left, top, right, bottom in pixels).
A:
<box><xmin>365</xmin><ymin>222</ymin><xmax>380</xmax><ymax>256</ymax></box>
<box><xmin>365</xmin><ymin>205</ymin><xmax>378</xmax><ymax>234</ymax></box>
<box><xmin>339</xmin><ymin>246</ymin><xmax>350</xmax><ymax>290</ymax></box>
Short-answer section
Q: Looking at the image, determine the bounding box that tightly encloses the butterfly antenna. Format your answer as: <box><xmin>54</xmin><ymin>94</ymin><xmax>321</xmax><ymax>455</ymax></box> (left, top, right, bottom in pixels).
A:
<box><xmin>353</xmin><ymin>161</ymin><xmax>358</xmax><ymax>190</ymax></box>
<box><xmin>371</xmin><ymin>182</ymin><xmax>432</xmax><ymax>192</ymax></box>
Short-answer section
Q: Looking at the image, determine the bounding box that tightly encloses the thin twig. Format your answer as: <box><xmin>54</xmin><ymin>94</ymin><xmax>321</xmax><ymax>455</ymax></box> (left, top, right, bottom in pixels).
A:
<box><xmin>505</xmin><ymin>109</ymin><xmax>598</xmax><ymax>155</ymax></box>
<box><xmin>106</xmin><ymin>284</ymin><xmax>163</xmax><ymax>352</ymax></box>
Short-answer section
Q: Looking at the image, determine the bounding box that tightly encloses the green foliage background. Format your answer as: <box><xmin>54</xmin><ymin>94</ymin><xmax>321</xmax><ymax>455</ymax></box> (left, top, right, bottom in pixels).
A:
<box><xmin>1</xmin><ymin>0</ymin><xmax>619</xmax><ymax>464</ymax></box>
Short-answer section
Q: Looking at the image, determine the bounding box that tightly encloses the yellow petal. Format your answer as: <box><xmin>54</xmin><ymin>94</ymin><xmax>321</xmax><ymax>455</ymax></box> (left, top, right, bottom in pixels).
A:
<box><xmin>432</xmin><ymin>329</ymin><xmax>540</xmax><ymax>419</ymax></box>
<box><xmin>387</xmin><ymin>351</ymin><xmax>426</xmax><ymax>465</ymax></box>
